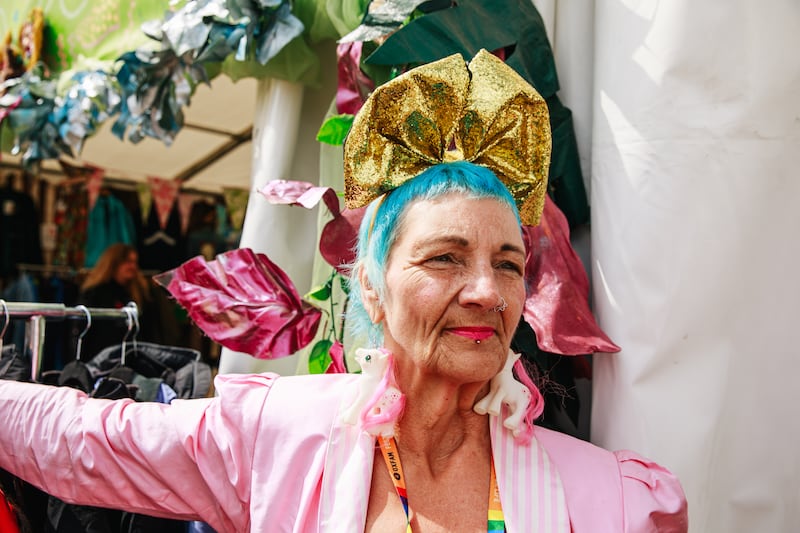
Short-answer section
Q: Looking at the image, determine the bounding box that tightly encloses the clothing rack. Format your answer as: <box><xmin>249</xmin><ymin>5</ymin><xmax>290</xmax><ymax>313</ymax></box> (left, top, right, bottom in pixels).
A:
<box><xmin>0</xmin><ymin>300</ymin><xmax>139</xmax><ymax>382</ymax></box>
<box><xmin>14</xmin><ymin>264</ymin><xmax>162</xmax><ymax>280</ymax></box>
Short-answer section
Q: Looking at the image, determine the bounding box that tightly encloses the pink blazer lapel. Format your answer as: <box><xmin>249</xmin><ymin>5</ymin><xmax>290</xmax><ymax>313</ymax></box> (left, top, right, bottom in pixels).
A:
<box><xmin>490</xmin><ymin>415</ymin><xmax>571</xmax><ymax>533</ymax></box>
<box><xmin>318</xmin><ymin>392</ymin><xmax>376</xmax><ymax>533</ymax></box>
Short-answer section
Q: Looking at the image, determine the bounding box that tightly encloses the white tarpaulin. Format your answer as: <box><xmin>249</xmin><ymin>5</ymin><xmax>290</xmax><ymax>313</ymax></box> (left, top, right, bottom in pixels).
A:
<box><xmin>590</xmin><ymin>1</ymin><xmax>800</xmax><ymax>531</ymax></box>
<box><xmin>218</xmin><ymin>1</ymin><xmax>799</xmax><ymax>529</ymax></box>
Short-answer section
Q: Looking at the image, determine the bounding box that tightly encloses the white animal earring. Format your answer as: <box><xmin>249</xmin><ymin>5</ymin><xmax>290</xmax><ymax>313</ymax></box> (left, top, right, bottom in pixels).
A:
<box><xmin>341</xmin><ymin>348</ymin><xmax>390</xmax><ymax>426</ymax></box>
<box><xmin>473</xmin><ymin>349</ymin><xmax>531</xmax><ymax>437</ymax></box>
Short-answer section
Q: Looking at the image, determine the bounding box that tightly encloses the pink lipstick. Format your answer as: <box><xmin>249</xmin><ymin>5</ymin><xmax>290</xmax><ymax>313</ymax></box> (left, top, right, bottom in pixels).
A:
<box><xmin>449</xmin><ymin>327</ymin><xmax>495</xmax><ymax>341</ymax></box>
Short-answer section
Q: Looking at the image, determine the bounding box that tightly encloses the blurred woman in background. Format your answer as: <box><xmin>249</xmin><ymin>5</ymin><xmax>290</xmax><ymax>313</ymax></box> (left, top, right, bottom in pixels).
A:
<box><xmin>77</xmin><ymin>243</ymin><xmax>153</xmax><ymax>358</ymax></box>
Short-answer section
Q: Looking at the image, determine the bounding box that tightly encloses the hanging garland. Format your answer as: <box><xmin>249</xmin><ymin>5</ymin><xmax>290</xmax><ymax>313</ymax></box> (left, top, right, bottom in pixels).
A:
<box><xmin>0</xmin><ymin>0</ymin><xmax>303</xmax><ymax>171</ymax></box>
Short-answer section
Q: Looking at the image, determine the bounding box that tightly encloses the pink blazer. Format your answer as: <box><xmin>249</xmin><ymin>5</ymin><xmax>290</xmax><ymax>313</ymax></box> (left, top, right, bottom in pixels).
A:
<box><xmin>0</xmin><ymin>373</ymin><xmax>687</xmax><ymax>532</ymax></box>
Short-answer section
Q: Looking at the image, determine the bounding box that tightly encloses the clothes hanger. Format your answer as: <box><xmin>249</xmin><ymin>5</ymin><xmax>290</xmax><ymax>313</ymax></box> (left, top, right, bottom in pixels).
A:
<box><xmin>56</xmin><ymin>305</ymin><xmax>95</xmax><ymax>392</ymax></box>
<box><xmin>120</xmin><ymin>304</ymin><xmax>139</xmax><ymax>368</ymax></box>
<box><xmin>143</xmin><ymin>229</ymin><xmax>176</xmax><ymax>246</ymax></box>
<box><xmin>0</xmin><ymin>299</ymin><xmax>8</xmax><ymax>357</ymax></box>
<box><xmin>74</xmin><ymin>305</ymin><xmax>91</xmax><ymax>362</ymax></box>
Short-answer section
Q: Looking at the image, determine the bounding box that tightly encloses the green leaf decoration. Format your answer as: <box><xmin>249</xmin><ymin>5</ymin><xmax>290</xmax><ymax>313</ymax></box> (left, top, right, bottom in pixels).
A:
<box><xmin>364</xmin><ymin>0</ymin><xmax>519</xmax><ymax>67</ymax></box>
<box><xmin>316</xmin><ymin>114</ymin><xmax>354</xmax><ymax>146</ymax></box>
<box><xmin>358</xmin><ymin>40</ymin><xmax>395</xmax><ymax>88</ymax></box>
<box><xmin>306</xmin><ymin>278</ymin><xmax>333</xmax><ymax>302</ymax></box>
<box><xmin>362</xmin><ymin>0</ymin><xmax>587</xmax><ymax>225</ymax></box>
<box><xmin>338</xmin><ymin>273</ymin><xmax>351</xmax><ymax>295</ymax></box>
<box><xmin>501</xmin><ymin>0</ymin><xmax>559</xmax><ymax>99</ymax></box>
<box><xmin>308</xmin><ymin>339</ymin><xmax>334</xmax><ymax>374</ymax></box>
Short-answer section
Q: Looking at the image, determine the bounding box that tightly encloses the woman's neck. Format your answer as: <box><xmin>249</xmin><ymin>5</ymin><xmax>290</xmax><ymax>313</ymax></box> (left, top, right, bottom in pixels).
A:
<box><xmin>393</xmin><ymin>376</ymin><xmax>491</xmax><ymax>471</ymax></box>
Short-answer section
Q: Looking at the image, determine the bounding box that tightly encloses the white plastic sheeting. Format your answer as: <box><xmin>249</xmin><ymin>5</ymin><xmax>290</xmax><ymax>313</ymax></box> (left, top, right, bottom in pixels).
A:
<box><xmin>220</xmin><ymin>3</ymin><xmax>799</xmax><ymax>529</ymax></box>
<box><xmin>217</xmin><ymin>78</ymin><xmax>315</xmax><ymax>376</ymax></box>
<box><xmin>590</xmin><ymin>1</ymin><xmax>800</xmax><ymax>531</ymax></box>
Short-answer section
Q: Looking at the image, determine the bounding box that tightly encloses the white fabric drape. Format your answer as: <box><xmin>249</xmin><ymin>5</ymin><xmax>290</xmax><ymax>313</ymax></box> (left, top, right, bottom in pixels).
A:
<box><xmin>589</xmin><ymin>1</ymin><xmax>800</xmax><ymax>531</ymax></box>
<box><xmin>218</xmin><ymin>4</ymin><xmax>800</xmax><ymax>529</ymax></box>
<box><xmin>217</xmin><ymin>78</ymin><xmax>316</xmax><ymax>376</ymax></box>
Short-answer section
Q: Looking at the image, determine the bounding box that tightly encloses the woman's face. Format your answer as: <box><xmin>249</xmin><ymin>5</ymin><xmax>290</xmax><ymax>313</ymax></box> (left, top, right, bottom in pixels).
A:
<box><xmin>367</xmin><ymin>194</ymin><xmax>526</xmax><ymax>384</ymax></box>
<box><xmin>114</xmin><ymin>251</ymin><xmax>139</xmax><ymax>285</ymax></box>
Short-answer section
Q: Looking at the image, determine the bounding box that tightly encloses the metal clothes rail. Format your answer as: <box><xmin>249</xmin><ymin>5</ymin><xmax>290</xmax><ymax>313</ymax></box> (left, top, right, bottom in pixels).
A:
<box><xmin>0</xmin><ymin>300</ymin><xmax>139</xmax><ymax>382</ymax></box>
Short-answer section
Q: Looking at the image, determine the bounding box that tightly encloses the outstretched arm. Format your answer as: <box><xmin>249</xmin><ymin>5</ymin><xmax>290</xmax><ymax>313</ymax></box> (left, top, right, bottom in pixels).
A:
<box><xmin>0</xmin><ymin>374</ymin><xmax>277</xmax><ymax>532</ymax></box>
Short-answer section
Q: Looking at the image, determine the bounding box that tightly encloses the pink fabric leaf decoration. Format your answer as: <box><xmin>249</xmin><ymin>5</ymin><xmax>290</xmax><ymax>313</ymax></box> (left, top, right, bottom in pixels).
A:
<box><xmin>260</xmin><ymin>179</ymin><xmax>363</xmax><ymax>275</ymax></box>
<box><xmin>319</xmin><ymin>207</ymin><xmax>365</xmax><ymax>275</ymax></box>
<box><xmin>259</xmin><ymin>179</ymin><xmax>340</xmax><ymax>215</ymax></box>
<box><xmin>326</xmin><ymin>340</ymin><xmax>347</xmax><ymax>374</ymax></box>
<box><xmin>154</xmin><ymin>248</ymin><xmax>321</xmax><ymax>359</ymax></box>
<box><xmin>523</xmin><ymin>197</ymin><xmax>620</xmax><ymax>355</ymax></box>
<box><xmin>336</xmin><ymin>41</ymin><xmax>375</xmax><ymax>115</ymax></box>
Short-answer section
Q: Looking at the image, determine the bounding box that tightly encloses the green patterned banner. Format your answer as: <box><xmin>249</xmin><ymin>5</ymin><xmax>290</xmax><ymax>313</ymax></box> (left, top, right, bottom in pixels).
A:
<box><xmin>0</xmin><ymin>0</ymin><xmax>166</xmax><ymax>73</ymax></box>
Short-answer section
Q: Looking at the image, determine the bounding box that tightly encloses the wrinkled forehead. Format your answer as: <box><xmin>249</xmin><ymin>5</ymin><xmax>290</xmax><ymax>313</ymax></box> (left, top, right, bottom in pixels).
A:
<box><xmin>391</xmin><ymin>193</ymin><xmax>524</xmax><ymax>253</ymax></box>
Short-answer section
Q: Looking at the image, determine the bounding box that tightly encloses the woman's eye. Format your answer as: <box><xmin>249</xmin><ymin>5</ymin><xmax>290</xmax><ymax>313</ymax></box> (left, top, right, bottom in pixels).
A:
<box><xmin>497</xmin><ymin>261</ymin><xmax>523</xmax><ymax>274</ymax></box>
<box><xmin>428</xmin><ymin>254</ymin><xmax>456</xmax><ymax>264</ymax></box>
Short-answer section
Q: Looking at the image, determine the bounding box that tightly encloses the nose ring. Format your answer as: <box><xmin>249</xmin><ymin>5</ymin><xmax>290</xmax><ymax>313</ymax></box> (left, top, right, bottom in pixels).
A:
<box><xmin>492</xmin><ymin>297</ymin><xmax>508</xmax><ymax>313</ymax></box>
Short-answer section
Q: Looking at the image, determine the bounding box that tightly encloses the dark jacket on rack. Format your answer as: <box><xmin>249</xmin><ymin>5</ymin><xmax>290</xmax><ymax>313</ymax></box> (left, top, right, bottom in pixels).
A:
<box><xmin>0</xmin><ymin>187</ymin><xmax>42</xmax><ymax>280</ymax></box>
<box><xmin>76</xmin><ymin>281</ymin><xmax>135</xmax><ymax>361</ymax></box>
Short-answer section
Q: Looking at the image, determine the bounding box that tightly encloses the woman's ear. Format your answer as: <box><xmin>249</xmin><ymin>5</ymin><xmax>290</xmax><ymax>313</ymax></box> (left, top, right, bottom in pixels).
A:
<box><xmin>358</xmin><ymin>264</ymin><xmax>384</xmax><ymax>324</ymax></box>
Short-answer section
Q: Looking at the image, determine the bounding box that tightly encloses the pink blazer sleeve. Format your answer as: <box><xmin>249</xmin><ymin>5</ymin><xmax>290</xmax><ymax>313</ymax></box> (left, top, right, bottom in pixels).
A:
<box><xmin>0</xmin><ymin>374</ymin><xmax>278</xmax><ymax>532</ymax></box>
<box><xmin>616</xmin><ymin>450</ymin><xmax>688</xmax><ymax>533</ymax></box>
<box><xmin>535</xmin><ymin>426</ymin><xmax>688</xmax><ymax>532</ymax></box>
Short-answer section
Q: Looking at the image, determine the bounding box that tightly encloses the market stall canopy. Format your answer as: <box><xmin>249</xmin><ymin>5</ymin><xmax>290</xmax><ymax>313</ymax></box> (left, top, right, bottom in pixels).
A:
<box><xmin>0</xmin><ymin>0</ymin><xmax>349</xmax><ymax>192</ymax></box>
<box><xmin>0</xmin><ymin>76</ymin><xmax>257</xmax><ymax>191</ymax></box>
<box><xmin>2</xmin><ymin>75</ymin><xmax>259</xmax><ymax>192</ymax></box>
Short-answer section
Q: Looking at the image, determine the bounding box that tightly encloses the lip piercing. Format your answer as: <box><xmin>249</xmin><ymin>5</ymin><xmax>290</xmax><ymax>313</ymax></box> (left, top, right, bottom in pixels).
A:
<box><xmin>492</xmin><ymin>297</ymin><xmax>508</xmax><ymax>313</ymax></box>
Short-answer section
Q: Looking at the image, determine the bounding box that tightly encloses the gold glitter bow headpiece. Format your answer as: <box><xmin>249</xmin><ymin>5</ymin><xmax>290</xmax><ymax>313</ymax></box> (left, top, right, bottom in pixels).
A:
<box><xmin>343</xmin><ymin>49</ymin><xmax>551</xmax><ymax>226</ymax></box>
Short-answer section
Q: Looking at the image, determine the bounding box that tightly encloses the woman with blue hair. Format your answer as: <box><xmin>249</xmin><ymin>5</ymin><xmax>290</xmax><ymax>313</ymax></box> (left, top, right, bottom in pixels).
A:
<box><xmin>0</xmin><ymin>51</ymin><xmax>687</xmax><ymax>532</ymax></box>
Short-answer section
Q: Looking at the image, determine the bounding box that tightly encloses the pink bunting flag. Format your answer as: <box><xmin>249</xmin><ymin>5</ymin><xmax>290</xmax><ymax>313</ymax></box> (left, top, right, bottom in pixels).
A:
<box><xmin>147</xmin><ymin>176</ymin><xmax>180</xmax><ymax>229</ymax></box>
<box><xmin>154</xmin><ymin>248</ymin><xmax>322</xmax><ymax>359</ymax></box>
<box><xmin>177</xmin><ymin>192</ymin><xmax>203</xmax><ymax>235</ymax></box>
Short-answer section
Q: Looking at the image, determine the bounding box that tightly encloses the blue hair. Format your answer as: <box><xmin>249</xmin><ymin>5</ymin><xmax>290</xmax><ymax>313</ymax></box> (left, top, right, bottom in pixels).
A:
<box><xmin>347</xmin><ymin>161</ymin><xmax>521</xmax><ymax>345</ymax></box>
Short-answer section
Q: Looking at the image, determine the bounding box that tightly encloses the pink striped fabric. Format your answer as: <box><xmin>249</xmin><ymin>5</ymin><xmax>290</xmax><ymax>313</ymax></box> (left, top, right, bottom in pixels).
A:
<box><xmin>318</xmin><ymin>391</ymin><xmax>375</xmax><ymax>532</ymax></box>
<box><xmin>318</xmin><ymin>408</ymin><xmax>570</xmax><ymax>532</ymax></box>
<box><xmin>490</xmin><ymin>414</ymin><xmax>570</xmax><ymax>532</ymax></box>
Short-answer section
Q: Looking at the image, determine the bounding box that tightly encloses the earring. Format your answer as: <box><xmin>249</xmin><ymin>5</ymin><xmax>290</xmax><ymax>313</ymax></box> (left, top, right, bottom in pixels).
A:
<box><xmin>492</xmin><ymin>297</ymin><xmax>508</xmax><ymax>313</ymax></box>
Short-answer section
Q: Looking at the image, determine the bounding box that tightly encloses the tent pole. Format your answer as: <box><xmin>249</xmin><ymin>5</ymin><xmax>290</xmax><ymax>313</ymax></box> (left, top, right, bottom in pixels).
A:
<box><xmin>217</xmin><ymin>77</ymin><xmax>316</xmax><ymax>376</ymax></box>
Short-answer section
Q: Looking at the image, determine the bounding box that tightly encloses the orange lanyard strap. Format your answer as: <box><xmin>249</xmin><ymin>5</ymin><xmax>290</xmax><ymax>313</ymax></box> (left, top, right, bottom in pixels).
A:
<box><xmin>377</xmin><ymin>436</ymin><xmax>506</xmax><ymax>532</ymax></box>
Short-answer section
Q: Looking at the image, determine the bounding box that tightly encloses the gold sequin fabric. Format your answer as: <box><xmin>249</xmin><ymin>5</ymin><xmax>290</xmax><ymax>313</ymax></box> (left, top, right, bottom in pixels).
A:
<box><xmin>343</xmin><ymin>49</ymin><xmax>551</xmax><ymax>226</ymax></box>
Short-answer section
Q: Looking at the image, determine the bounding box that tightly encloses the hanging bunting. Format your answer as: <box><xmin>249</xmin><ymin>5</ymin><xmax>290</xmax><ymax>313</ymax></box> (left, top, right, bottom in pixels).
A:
<box><xmin>222</xmin><ymin>186</ymin><xmax>249</xmax><ymax>231</ymax></box>
<box><xmin>58</xmin><ymin>160</ymin><xmax>105</xmax><ymax>210</ymax></box>
<box><xmin>136</xmin><ymin>181</ymin><xmax>152</xmax><ymax>224</ymax></box>
<box><xmin>147</xmin><ymin>176</ymin><xmax>180</xmax><ymax>230</ymax></box>
<box><xmin>177</xmin><ymin>192</ymin><xmax>204</xmax><ymax>235</ymax></box>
